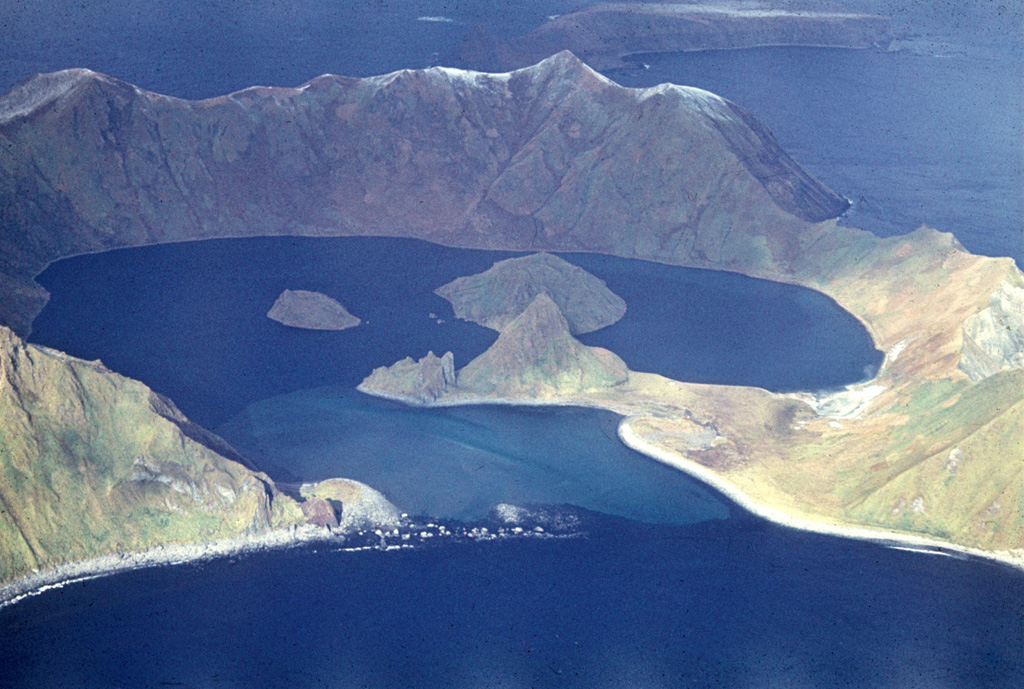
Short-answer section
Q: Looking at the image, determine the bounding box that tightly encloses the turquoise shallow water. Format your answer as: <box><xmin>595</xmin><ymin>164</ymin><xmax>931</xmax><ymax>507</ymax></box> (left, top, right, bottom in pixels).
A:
<box><xmin>216</xmin><ymin>387</ymin><xmax>731</xmax><ymax>524</ymax></box>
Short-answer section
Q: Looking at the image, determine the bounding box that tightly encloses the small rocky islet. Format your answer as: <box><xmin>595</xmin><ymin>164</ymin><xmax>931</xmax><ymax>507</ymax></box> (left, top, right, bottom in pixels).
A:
<box><xmin>267</xmin><ymin>289</ymin><xmax>361</xmax><ymax>331</ymax></box>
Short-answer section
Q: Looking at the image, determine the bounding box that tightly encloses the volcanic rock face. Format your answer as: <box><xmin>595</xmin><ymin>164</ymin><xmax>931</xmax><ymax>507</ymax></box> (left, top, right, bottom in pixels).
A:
<box><xmin>358</xmin><ymin>351</ymin><xmax>457</xmax><ymax>404</ymax></box>
<box><xmin>457</xmin><ymin>293</ymin><xmax>628</xmax><ymax>397</ymax></box>
<box><xmin>959</xmin><ymin>282</ymin><xmax>1024</xmax><ymax>381</ymax></box>
<box><xmin>267</xmin><ymin>289</ymin><xmax>360</xmax><ymax>330</ymax></box>
<box><xmin>0</xmin><ymin>52</ymin><xmax>847</xmax><ymax>336</ymax></box>
<box><xmin>435</xmin><ymin>252</ymin><xmax>626</xmax><ymax>334</ymax></box>
<box><xmin>457</xmin><ymin>2</ymin><xmax>895</xmax><ymax>72</ymax></box>
<box><xmin>0</xmin><ymin>322</ymin><xmax>415</xmax><ymax>586</ymax></box>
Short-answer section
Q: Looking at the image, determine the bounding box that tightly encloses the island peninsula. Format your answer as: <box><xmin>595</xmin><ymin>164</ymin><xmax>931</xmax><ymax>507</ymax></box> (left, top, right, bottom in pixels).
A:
<box><xmin>0</xmin><ymin>52</ymin><xmax>1021</xmax><ymax>598</ymax></box>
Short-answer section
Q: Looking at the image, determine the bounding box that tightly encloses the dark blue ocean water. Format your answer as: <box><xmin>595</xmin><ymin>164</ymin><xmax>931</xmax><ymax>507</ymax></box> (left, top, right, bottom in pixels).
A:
<box><xmin>30</xmin><ymin>237</ymin><xmax>880</xmax><ymax>429</ymax></box>
<box><xmin>2</xmin><ymin>518</ymin><xmax>1022</xmax><ymax>688</ymax></box>
<box><xmin>611</xmin><ymin>44</ymin><xmax>1024</xmax><ymax>265</ymax></box>
<box><xmin>5</xmin><ymin>2</ymin><xmax>1024</xmax><ymax>686</ymax></box>
<box><xmin>22</xmin><ymin>234</ymin><xmax>1024</xmax><ymax>687</ymax></box>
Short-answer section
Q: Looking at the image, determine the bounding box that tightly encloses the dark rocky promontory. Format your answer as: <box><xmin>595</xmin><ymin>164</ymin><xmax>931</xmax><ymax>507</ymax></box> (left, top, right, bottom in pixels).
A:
<box><xmin>267</xmin><ymin>289</ymin><xmax>360</xmax><ymax>330</ymax></box>
<box><xmin>435</xmin><ymin>252</ymin><xmax>626</xmax><ymax>334</ymax></box>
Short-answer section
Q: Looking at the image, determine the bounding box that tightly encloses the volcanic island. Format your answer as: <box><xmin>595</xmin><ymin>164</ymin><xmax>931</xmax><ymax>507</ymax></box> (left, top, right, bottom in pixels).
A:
<box><xmin>0</xmin><ymin>52</ymin><xmax>1021</xmax><ymax>603</ymax></box>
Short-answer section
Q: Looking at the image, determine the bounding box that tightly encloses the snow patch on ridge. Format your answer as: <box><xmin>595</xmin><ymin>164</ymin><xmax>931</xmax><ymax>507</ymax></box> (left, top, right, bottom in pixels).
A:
<box><xmin>433</xmin><ymin>65</ymin><xmax>512</xmax><ymax>85</ymax></box>
<box><xmin>0</xmin><ymin>69</ymin><xmax>100</xmax><ymax>124</ymax></box>
<box><xmin>640</xmin><ymin>81</ymin><xmax>736</xmax><ymax>122</ymax></box>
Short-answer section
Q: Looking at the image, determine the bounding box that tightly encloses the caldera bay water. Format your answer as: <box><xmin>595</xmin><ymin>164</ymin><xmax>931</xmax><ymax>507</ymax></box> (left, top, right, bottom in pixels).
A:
<box><xmin>215</xmin><ymin>388</ymin><xmax>730</xmax><ymax>524</ymax></box>
<box><xmin>9</xmin><ymin>5</ymin><xmax>1024</xmax><ymax>681</ymax></box>
<box><xmin>18</xmin><ymin>234</ymin><xmax>1024</xmax><ymax>686</ymax></box>
<box><xmin>30</xmin><ymin>236</ymin><xmax>881</xmax><ymax>428</ymax></box>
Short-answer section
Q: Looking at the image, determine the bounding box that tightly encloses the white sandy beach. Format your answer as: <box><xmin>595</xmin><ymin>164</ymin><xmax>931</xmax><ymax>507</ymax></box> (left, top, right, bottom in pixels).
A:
<box><xmin>617</xmin><ymin>420</ymin><xmax>1024</xmax><ymax>573</ymax></box>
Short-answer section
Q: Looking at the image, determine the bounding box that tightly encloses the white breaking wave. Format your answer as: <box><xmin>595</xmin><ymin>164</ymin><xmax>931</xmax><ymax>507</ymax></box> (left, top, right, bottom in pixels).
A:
<box><xmin>417</xmin><ymin>15</ymin><xmax>454</xmax><ymax>23</ymax></box>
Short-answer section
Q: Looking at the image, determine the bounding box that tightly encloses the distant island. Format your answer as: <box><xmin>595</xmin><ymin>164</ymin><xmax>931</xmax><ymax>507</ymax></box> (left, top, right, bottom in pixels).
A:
<box><xmin>0</xmin><ymin>53</ymin><xmax>1022</xmax><ymax>599</ymax></box>
<box><xmin>457</xmin><ymin>1</ymin><xmax>895</xmax><ymax>71</ymax></box>
<box><xmin>267</xmin><ymin>289</ymin><xmax>361</xmax><ymax>330</ymax></box>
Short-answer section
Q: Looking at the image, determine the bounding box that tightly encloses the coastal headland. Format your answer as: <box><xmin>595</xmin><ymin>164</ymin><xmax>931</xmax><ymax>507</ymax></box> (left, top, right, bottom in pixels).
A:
<box><xmin>0</xmin><ymin>52</ymin><xmax>1021</xmax><ymax>598</ymax></box>
<box><xmin>456</xmin><ymin>1</ymin><xmax>895</xmax><ymax>71</ymax></box>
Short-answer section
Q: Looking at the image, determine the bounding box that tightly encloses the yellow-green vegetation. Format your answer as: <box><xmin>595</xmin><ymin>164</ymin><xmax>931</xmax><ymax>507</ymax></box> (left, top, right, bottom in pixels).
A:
<box><xmin>457</xmin><ymin>293</ymin><xmax>628</xmax><ymax>396</ymax></box>
<box><xmin>0</xmin><ymin>325</ymin><xmax>309</xmax><ymax>586</ymax></box>
<box><xmin>418</xmin><ymin>224</ymin><xmax>1024</xmax><ymax>558</ymax></box>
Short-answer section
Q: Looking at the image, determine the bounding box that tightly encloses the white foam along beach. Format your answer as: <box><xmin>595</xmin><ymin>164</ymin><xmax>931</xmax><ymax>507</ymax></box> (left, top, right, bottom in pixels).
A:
<box><xmin>617</xmin><ymin>419</ymin><xmax>1024</xmax><ymax>573</ymax></box>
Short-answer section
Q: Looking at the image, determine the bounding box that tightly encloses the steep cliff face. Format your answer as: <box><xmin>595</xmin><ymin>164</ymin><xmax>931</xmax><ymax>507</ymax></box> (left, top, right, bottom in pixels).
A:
<box><xmin>0</xmin><ymin>52</ymin><xmax>845</xmax><ymax>335</ymax></box>
<box><xmin>435</xmin><ymin>252</ymin><xmax>626</xmax><ymax>334</ymax></box>
<box><xmin>456</xmin><ymin>2</ymin><xmax>894</xmax><ymax>72</ymax></box>
<box><xmin>0</xmin><ymin>324</ymin><xmax>414</xmax><ymax>587</ymax></box>
<box><xmin>457</xmin><ymin>294</ymin><xmax>628</xmax><ymax>397</ymax></box>
<box><xmin>959</xmin><ymin>282</ymin><xmax>1024</xmax><ymax>381</ymax></box>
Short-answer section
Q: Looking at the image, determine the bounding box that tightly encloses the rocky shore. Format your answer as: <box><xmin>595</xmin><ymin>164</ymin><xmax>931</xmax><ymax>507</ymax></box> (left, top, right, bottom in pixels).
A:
<box><xmin>0</xmin><ymin>524</ymin><xmax>342</xmax><ymax>609</ymax></box>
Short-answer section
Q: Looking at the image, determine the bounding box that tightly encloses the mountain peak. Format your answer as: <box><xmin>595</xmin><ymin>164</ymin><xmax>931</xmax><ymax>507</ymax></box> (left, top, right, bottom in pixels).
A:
<box><xmin>456</xmin><ymin>293</ymin><xmax>628</xmax><ymax>397</ymax></box>
<box><xmin>517</xmin><ymin>50</ymin><xmax>614</xmax><ymax>89</ymax></box>
<box><xmin>0</xmin><ymin>68</ymin><xmax>107</xmax><ymax>125</ymax></box>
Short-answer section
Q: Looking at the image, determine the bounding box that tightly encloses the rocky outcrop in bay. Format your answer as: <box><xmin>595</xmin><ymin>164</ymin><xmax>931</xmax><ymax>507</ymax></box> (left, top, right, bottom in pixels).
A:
<box><xmin>300</xmin><ymin>478</ymin><xmax>402</xmax><ymax>531</ymax></box>
<box><xmin>360</xmin><ymin>295</ymin><xmax>628</xmax><ymax>401</ymax></box>
<box><xmin>457</xmin><ymin>293</ymin><xmax>628</xmax><ymax>397</ymax></box>
<box><xmin>267</xmin><ymin>289</ymin><xmax>360</xmax><ymax>330</ymax></box>
<box><xmin>435</xmin><ymin>252</ymin><xmax>626</xmax><ymax>334</ymax></box>
<box><xmin>358</xmin><ymin>351</ymin><xmax>457</xmax><ymax>404</ymax></box>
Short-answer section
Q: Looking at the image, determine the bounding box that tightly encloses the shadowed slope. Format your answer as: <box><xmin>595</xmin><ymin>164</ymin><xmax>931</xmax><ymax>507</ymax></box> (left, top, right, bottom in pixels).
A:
<box><xmin>0</xmin><ymin>52</ymin><xmax>846</xmax><ymax>335</ymax></box>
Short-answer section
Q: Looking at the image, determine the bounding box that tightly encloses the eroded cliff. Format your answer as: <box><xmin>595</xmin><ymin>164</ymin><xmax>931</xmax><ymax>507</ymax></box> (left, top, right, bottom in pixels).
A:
<box><xmin>0</xmin><ymin>325</ymin><xmax>400</xmax><ymax>588</ymax></box>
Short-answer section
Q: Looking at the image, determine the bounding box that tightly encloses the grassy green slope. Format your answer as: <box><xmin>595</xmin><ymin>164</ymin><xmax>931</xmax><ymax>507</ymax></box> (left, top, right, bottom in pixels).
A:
<box><xmin>0</xmin><ymin>326</ymin><xmax>306</xmax><ymax>584</ymax></box>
